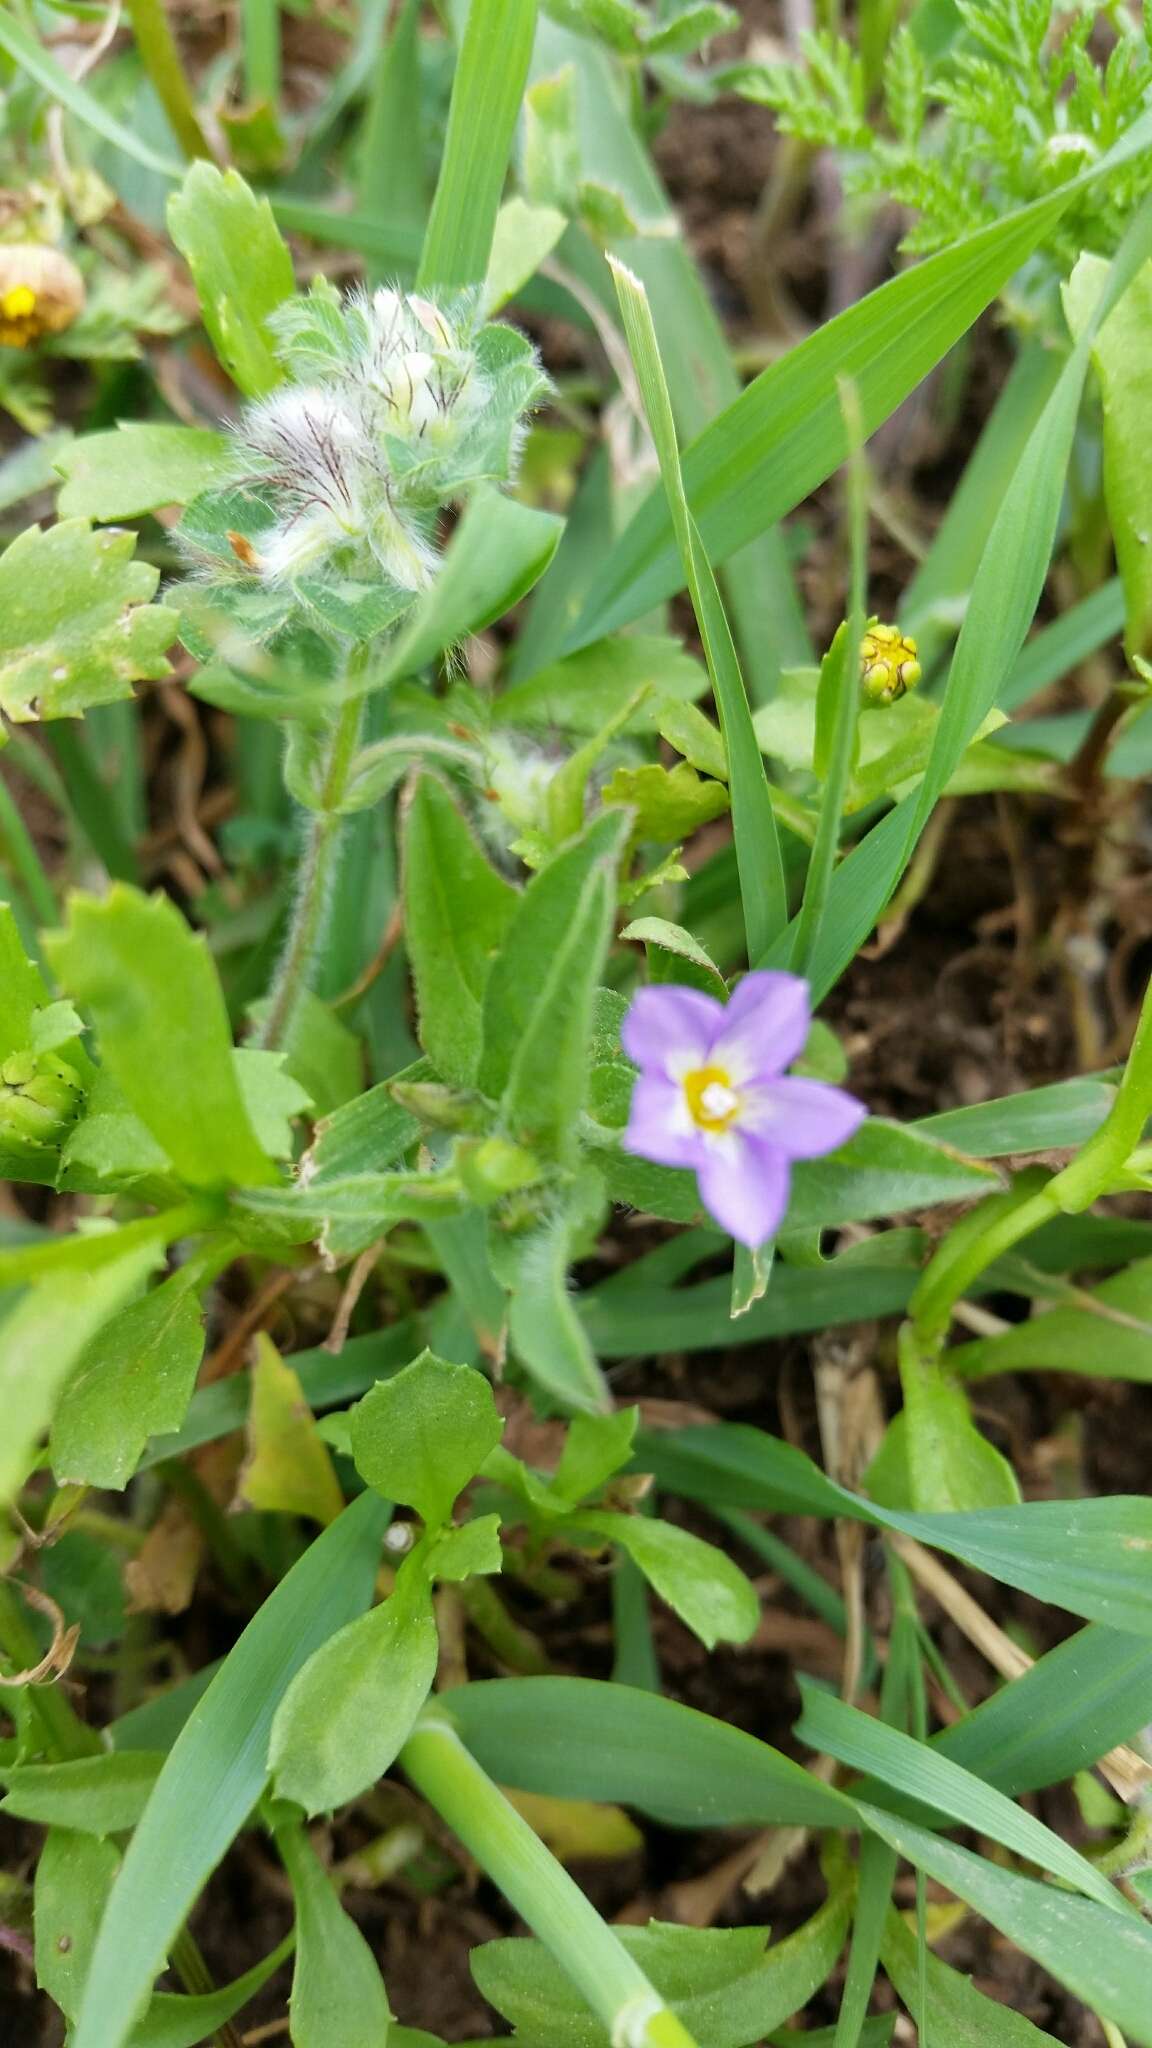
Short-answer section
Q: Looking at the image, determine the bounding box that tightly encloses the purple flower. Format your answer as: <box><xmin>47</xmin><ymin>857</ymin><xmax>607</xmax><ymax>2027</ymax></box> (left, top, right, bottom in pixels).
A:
<box><xmin>621</xmin><ymin>971</ymin><xmax>866</xmax><ymax>1249</ymax></box>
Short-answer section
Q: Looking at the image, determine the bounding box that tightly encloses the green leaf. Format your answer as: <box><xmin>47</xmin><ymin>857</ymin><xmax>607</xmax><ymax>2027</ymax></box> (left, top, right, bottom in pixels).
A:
<box><xmin>484</xmin><ymin>196</ymin><xmax>568</xmax><ymax>313</ymax></box>
<box><xmin>418</xmin><ymin>0</ymin><xmax>539</xmax><ymax>290</ymax></box>
<box><xmin>0</xmin><ymin>904</ymin><xmax>50</xmax><ymax>1059</ymax></box>
<box><xmin>383</xmin><ymin>486</ymin><xmax>562</xmax><ymax>684</ymax></box>
<box><xmin>237</xmin><ymin>1334</ymin><xmax>345</xmax><ymax>1525</ymax></box>
<box><xmin>501</xmin><ymin>862</ymin><xmax>620</xmax><ymax>1162</ymax></box>
<box><xmin>249</xmin><ymin>986</ymin><xmax>362</xmax><ymax>1120</ymax></box>
<box><xmin>856</xmin><ymin>1805</ymin><xmax>1152</xmax><ymax>2046</ymax></box>
<box><xmin>570</xmin><ymin>124</ymin><xmax>1152</xmax><ymax>648</ymax></box>
<box><xmin>795</xmin><ymin>1685</ymin><xmax>1123</xmax><ymax>1914</ymax></box>
<box><xmin>48</xmin><ymin>885</ymin><xmax>276</xmax><ymax>1190</ymax></box>
<box><xmin>126</xmin><ymin>1942</ymin><xmax>293</xmax><ymax>2048</ymax></box>
<box><xmin>55</xmin><ymin>426</ymin><xmax>232</xmax><ymax>522</ymax></box>
<box><xmin>269</xmin><ymin>1558</ymin><xmax>437</xmax><ymax>1814</ymax></box>
<box><xmin>167</xmin><ymin>164</ymin><xmax>295</xmax><ymax>398</ymax></box>
<box><xmin>472</xmin><ymin>1896</ymin><xmax>852</xmax><ymax>2048</ymax></box>
<box><xmin>892</xmin><ymin>1327</ymin><xmax>1020</xmax><ymax>1512</ymax></box>
<box><xmin>917</xmin><ymin>1077</ymin><xmax>1116</xmax><ymax>1158</ymax></box>
<box><xmin>0</xmin><ymin>520</ymin><xmax>176</xmax><ymax>724</ymax></box>
<box><xmin>0</xmin><ymin>1238</ymin><xmax>162</xmax><ymax>1506</ymax></box>
<box><xmin>73</xmin><ymin>1492</ymin><xmax>389</xmax><ymax>2048</ymax></box>
<box><xmin>0</xmin><ymin>11</ymin><xmax>182</xmax><ymax>178</ymax></box>
<box><xmin>932</xmin><ymin>1623</ymin><xmax>1152</xmax><ymax>1797</ymax></box>
<box><xmin>620</xmin><ymin>916</ymin><xmax>727</xmax><ymax>997</ymax></box>
<box><xmin>609</xmin><ymin>256</ymin><xmax>786</xmax><ymax>958</ymax></box>
<box><xmin>601</xmin><ymin>760</ymin><xmax>729</xmax><ymax>840</ymax></box>
<box><xmin>448</xmin><ymin>1677</ymin><xmax>854</xmax><ymax>1828</ymax></box>
<box><xmin>351</xmin><ymin>1350</ymin><xmax>503</xmax><ymax>1527</ymax></box>
<box><xmin>950</xmin><ymin>1257</ymin><xmax>1152</xmax><ymax>1383</ymax></box>
<box><xmin>234</xmin><ymin>1048</ymin><xmax>313</xmax><ymax>1158</ymax></box>
<box><xmin>35</xmin><ymin>1829</ymin><xmax>121</xmax><ymax>2024</ymax></box>
<box><xmin>643</xmin><ymin>1421</ymin><xmax>1152</xmax><ymax>1635</ymax></box>
<box><xmin>553</xmin><ymin>1408</ymin><xmax>638</xmax><ymax>1503</ymax></box>
<box><xmin>478</xmin><ymin>811</ymin><xmax>629</xmax><ymax>1110</ymax></box>
<box><xmin>2</xmin><ymin>1752</ymin><xmax>163</xmax><ymax>1835</ymax></box>
<box><xmin>274</xmin><ymin>1819</ymin><xmax>393</xmax><ymax>2044</ymax></box>
<box><xmin>431</xmin><ymin>1514</ymin><xmax>504</xmax><ymax>1581</ymax></box>
<box><xmin>402</xmin><ymin>776</ymin><xmax>518</xmax><ymax>1087</ymax></box>
<box><xmin>504</xmin><ymin>1182</ymin><xmax>613</xmax><ymax>1413</ymax></box>
<box><xmin>1065</xmin><ymin>252</ymin><xmax>1152</xmax><ymax>658</ymax></box>
<box><xmin>494</xmin><ymin>634</ymin><xmax>708</xmax><ymax>733</ymax></box>
<box><xmin>880</xmin><ymin>1907</ymin><xmax>1060</xmax><ymax>2047</ymax></box>
<box><xmin>578</xmin><ymin>1510</ymin><xmax>760</xmax><ymax>1651</ymax></box>
<box><xmin>50</xmin><ymin>1266</ymin><xmax>206</xmax><ymax>1490</ymax></box>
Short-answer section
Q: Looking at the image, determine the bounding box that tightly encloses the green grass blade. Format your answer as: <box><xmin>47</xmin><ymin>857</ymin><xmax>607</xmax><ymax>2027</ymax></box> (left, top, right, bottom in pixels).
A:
<box><xmin>999</xmin><ymin>578</ymin><xmax>1125</xmax><ymax>712</ymax></box>
<box><xmin>72</xmin><ymin>1492</ymin><xmax>390</xmax><ymax>2048</ymax></box>
<box><xmin>609</xmin><ymin>257</ymin><xmax>786</xmax><ymax>959</ymax></box>
<box><xmin>932</xmin><ymin>1624</ymin><xmax>1152</xmax><ymax>1797</ymax></box>
<box><xmin>903</xmin><ymin>337</ymin><xmax>1063</xmax><ymax>668</ymax></box>
<box><xmin>448</xmin><ymin>1677</ymin><xmax>854</xmax><ymax>1828</ymax></box>
<box><xmin>833</xmin><ymin>1834</ymin><xmax>897</xmax><ymax>2048</ymax></box>
<box><xmin>568</xmin><ymin>111</ymin><xmax>1152</xmax><ymax>651</ymax></box>
<box><xmin>528</xmin><ymin>20</ymin><xmax>811</xmax><ymax>698</ymax></box>
<box><xmin>798</xmin><ymin>1685</ymin><xmax>1126</xmax><ymax>1914</ymax></box>
<box><xmin>790</xmin><ymin>384</ymin><xmax>868</xmax><ymax>977</ymax></box>
<box><xmin>358</xmin><ymin>0</ymin><xmax>424</xmax><ymax>277</ymax></box>
<box><xmin>417</xmin><ymin>0</ymin><xmax>538</xmax><ymax>290</ymax></box>
<box><xmin>240</xmin><ymin>0</ymin><xmax>281</xmax><ymax>108</ymax></box>
<box><xmin>0</xmin><ymin>11</ymin><xmax>183</xmax><ymax>179</ymax></box>
<box><xmin>857</xmin><ymin>1806</ymin><xmax>1152</xmax><ymax>2046</ymax></box>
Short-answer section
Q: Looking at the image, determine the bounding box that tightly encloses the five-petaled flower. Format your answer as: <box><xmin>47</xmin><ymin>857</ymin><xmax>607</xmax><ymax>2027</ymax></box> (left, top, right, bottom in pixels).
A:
<box><xmin>622</xmin><ymin>972</ymin><xmax>866</xmax><ymax>1249</ymax></box>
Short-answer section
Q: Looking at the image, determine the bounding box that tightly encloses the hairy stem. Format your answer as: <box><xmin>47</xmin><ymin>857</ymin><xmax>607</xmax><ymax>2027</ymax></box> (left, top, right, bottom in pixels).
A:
<box><xmin>258</xmin><ymin>692</ymin><xmax>365</xmax><ymax>1052</ymax></box>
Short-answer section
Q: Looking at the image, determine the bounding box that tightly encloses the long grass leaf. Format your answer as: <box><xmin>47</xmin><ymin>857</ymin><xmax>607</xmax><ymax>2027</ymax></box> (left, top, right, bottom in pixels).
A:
<box><xmin>0</xmin><ymin>12</ymin><xmax>184</xmax><ymax>178</ymax></box>
<box><xmin>417</xmin><ymin>0</ymin><xmax>538</xmax><ymax>290</ymax></box>
<box><xmin>568</xmin><ymin>111</ymin><xmax>1152</xmax><ymax>651</ymax></box>
<box><xmin>73</xmin><ymin>1492</ymin><xmax>389</xmax><ymax>2048</ymax></box>
<box><xmin>609</xmin><ymin>257</ymin><xmax>786</xmax><ymax>958</ymax></box>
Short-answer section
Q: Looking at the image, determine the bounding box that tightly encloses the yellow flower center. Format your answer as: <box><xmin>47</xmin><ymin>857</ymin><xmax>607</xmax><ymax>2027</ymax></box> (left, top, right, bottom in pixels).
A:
<box><xmin>683</xmin><ymin>1064</ymin><xmax>741</xmax><ymax>1133</ymax></box>
<box><xmin>1</xmin><ymin>284</ymin><xmax>37</xmax><ymax>322</ymax></box>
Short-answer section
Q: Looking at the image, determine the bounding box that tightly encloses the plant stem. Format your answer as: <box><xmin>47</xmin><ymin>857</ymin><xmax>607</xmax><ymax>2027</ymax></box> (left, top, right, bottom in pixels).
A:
<box><xmin>240</xmin><ymin>0</ymin><xmax>281</xmax><ymax>109</ymax></box>
<box><xmin>125</xmin><ymin>0</ymin><xmax>214</xmax><ymax>161</ymax></box>
<box><xmin>401</xmin><ymin>1707</ymin><xmax>700</xmax><ymax>2048</ymax></box>
<box><xmin>0</xmin><ymin>768</ymin><xmax>57</xmax><ymax>928</ymax></box>
<box><xmin>257</xmin><ymin>693</ymin><xmax>365</xmax><ymax>1051</ymax></box>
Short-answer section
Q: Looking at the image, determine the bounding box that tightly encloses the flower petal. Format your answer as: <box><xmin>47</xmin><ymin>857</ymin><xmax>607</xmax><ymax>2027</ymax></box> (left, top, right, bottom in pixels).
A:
<box><xmin>696</xmin><ymin>1134</ymin><xmax>791</xmax><ymax>1248</ymax></box>
<box><xmin>624</xmin><ymin>1074</ymin><xmax>702</xmax><ymax>1169</ymax></box>
<box><xmin>709</xmin><ymin>971</ymin><xmax>811</xmax><ymax>1084</ymax></box>
<box><xmin>621</xmin><ymin>985</ymin><xmax>722</xmax><ymax>1078</ymax></box>
<box><xmin>741</xmin><ymin>1077</ymin><xmax>866</xmax><ymax>1159</ymax></box>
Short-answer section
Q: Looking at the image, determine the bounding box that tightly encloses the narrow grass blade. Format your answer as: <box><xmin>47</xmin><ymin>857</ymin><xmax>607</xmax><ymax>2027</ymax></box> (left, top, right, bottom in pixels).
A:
<box><xmin>240</xmin><ymin>0</ymin><xmax>281</xmax><ymax>108</ymax></box>
<box><xmin>72</xmin><ymin>1492</ymin><xmax>390</xmax><ymax>2048</ymax></box>
<box><xmin>357</xmin><ymin>0</ymin><xmax>424</xmax><ymax>276</ymax></box>
<box><xmin>798</xmin><ymin>1685</ymin><xmax>1126</xmax><ymax>1914</ymax></box>
<box><xmin>856</xmin><ymin>1806</ymin><xmax>1152</xmax><ymax>2046</ymax></box>
<box><xmin>0</xmin><ymin>12</ymin><xmax>183</xmax><ymax>178</ymax></box>
<box><xmin>417</xmin><ymin>0</ymin><xmax>538</xmax><ymax>290</ymax></box>
<box><xmin>568</xmin><ymin>110</ymin><xmax>1152</xmax><ymax>651</ymax></box>
<box><xmin>609</xmin><ymin>256</ymin><xmax>786</xmax><ymax>959</ymax></box>
<box><xmin>790</xmin><ymin>381</ymin><xmax>868</xmax><ymax>978</ymax></box>
<box><xmin>448</xmin><ymin>1677</ymin><xmax>854</xmax><ymax>1828</ymax></box>
<box><xmin>833</xmin><ymin>1833</ymin><xmax>897</xmax><ymax>2048</ymax></box>
<box><xmin>932</xmin><ymin>1624</ymin><xmax>1152</xmax><ymax>1797</ymax></box>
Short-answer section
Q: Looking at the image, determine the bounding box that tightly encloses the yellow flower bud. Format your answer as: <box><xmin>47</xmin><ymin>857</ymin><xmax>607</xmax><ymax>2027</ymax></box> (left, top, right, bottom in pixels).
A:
<box><xmin>859</xmin><ymin>619</ymin><xmax>921</xmax><ymax>704</ymax></box>
<box><xmin>0</xmin><ymin>244</ymin><xmax>85</xmax><ymax>348</ymax></box>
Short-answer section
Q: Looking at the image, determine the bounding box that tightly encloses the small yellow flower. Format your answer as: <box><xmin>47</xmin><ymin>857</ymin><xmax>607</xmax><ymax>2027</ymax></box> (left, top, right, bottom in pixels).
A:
<box><xmin>0</xmin><ymin>245</ymin><xmax>85</xmax><ymax>348</ymax></box>
<box><xmin>859</xmin><ymin>619</ymin><xmax>921</xmax><ymax>704</ymax></box>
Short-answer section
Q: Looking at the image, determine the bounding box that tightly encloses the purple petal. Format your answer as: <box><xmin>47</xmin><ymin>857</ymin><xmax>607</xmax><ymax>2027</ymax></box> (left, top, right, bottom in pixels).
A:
<box><xmin>621</xmin><ymin>985</ymin><xmax>722</xmax><ymax>1078</ymax></box>
<box><xmin>709</xmin><ymin>971</ymin><xmax>811</xmax><ymax>1084</ymax></box>
<box><xmin>742</xmin><ymin>1077</ymin><xmax>867</xmax><ymax>1160</ymax></box>
<box><xmin>696</xmin><ymin>1134</ymin><xmax>791</xmax><ymax>1248</ymax></box>
<box><xmin>624</xmin><ymin>1074</ymin><xmax>703</xmax><ymax>1169</ymax></box>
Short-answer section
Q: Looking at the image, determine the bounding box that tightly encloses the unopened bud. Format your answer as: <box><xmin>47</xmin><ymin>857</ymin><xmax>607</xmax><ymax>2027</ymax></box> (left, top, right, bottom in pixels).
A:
<box><xmin>860</xmin><ymin>619</ymin><xmax>921</xmax><ymax>704</ymax></box>
<box><xmin>0</xmin><ymin>1049</ymin><xmax>83</xmax><ymax>1147</ymax></box>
